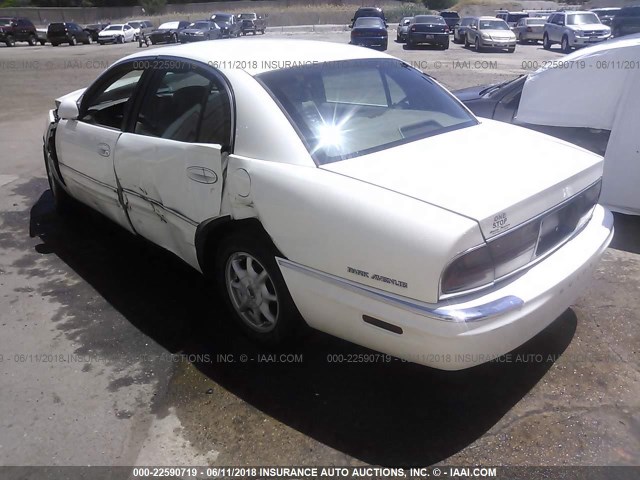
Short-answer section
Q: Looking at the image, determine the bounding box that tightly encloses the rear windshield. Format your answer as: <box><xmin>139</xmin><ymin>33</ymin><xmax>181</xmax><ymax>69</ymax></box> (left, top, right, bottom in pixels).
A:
<box><xmin>257</xmin><ymin>59</ymin><xmax>476</xmax><ymax>164</ymax></box>
<box><xmin>354</xmin><ymin>17</ymin><xmax>384</xmax><ymax>28</ymax></box>
<box><xmin>526</xmin><ymin>18</ymin><xmax>545</xmax><ymax>25</ymax></box>
<box><xmin>48</xmin><ymin>23</ymin><xmax>67</xmax><ymax>32</ymax></box>
<box><xmin>507</xmin><ymin>13</ymin><xmax>528</xmax><ymax>22</ymax></box>
<box><xmin>414</xmin><ymin>15</ymin><xmax>446</xmax><ymax>24</ymax></box>
<box><xmin>440</xmin><ymin>12</ymin><xmax>460</xmax><ymax>18</ymax></box>
<box><xmin>105</xmin><ymin>25</ymin><xmax>123</xmax><ymax>31</ymax></box>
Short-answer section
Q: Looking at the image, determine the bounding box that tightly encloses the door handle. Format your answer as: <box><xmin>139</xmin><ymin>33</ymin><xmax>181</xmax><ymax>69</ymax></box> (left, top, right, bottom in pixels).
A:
<box><xmin>97</xmin><ymin>143</ymin><xmax>110</xmax><ymax>157</ymax></box>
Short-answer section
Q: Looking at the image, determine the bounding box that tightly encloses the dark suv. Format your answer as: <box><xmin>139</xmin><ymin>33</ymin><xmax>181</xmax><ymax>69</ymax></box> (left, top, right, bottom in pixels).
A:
<box><xmin>440</xmin><ymin>11</ymin><xmax>461</xmax><ymax>31</ymax></box>
<box><xmin>611</xmin><ymin>6</ymin><xmax>640</xmax><ymax>37</ymax></box>
<box><xmin>47</xmin><ymin>22</ymin><xmax>91</xmax><ymax>46</ymax></box>
<box><xmin>0</xmin><ymin>17</ymin><xmax>37</xmax><ymax>47</ymax></box>
<box><xmin>238</xmin><ymin>13</ymin><xmax>267</xmax><ymax>35</ymax></box>
<box><xmin>350</xmin><ymin>7</ymin><xmax>386</xmax><ymax>27</ymax></box>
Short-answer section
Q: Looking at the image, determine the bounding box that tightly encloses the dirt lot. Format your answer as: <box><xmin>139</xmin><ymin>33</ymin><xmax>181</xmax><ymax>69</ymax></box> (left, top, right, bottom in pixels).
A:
<box><xmin>0</xmin><ymin>31</ymin><xmax>639</xmax><ymax>471</ymax></box>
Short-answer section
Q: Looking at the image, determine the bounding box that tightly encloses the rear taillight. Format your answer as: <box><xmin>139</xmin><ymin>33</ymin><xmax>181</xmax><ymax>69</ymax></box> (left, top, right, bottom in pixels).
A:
<box><xmin>441</xmin><ymin>245</ymin><xmax>494</xmax><ymax>295</ymax></box>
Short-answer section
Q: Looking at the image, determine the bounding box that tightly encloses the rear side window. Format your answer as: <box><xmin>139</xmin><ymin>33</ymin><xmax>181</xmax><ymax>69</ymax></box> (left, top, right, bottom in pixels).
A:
<box><xmin>258</xmin><ymin>59</ymin><xmax>476</xmax><ymax>164</ymax></box>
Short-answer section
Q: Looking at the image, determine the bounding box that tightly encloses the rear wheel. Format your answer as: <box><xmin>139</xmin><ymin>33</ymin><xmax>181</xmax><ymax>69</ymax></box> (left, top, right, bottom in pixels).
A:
<box><xmin>214</xmin><ymin>233</ymin><xmax>302</xmax><ymax>346</ymax></box>
<box><xmin>543</xmin><ymin>33</ymin><xmax>551</xmax><ymax>50</ymax></box>
<box><xmin>69</xmin><ymin>35</ymin><xmax>76</xmax><ymax>46</ymax></box>
<box><xmin>28</xmin><ymin>34</ymin><xmax>37</xmax><ymax>46</ymax></box>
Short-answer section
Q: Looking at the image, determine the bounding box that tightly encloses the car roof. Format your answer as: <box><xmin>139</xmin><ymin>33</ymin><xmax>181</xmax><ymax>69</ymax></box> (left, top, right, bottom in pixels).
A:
<box><xmin>118</xmin><ymin>39</ymin><xmax>391</xmax><ymax>75</ymax></box>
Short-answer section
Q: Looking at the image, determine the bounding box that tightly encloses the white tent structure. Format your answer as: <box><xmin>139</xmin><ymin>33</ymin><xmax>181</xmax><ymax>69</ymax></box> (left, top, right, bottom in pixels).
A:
<box><xmin>517</xmin><ymin>35</ymin><xmax>640</xmax><ymax>215</ymax></box>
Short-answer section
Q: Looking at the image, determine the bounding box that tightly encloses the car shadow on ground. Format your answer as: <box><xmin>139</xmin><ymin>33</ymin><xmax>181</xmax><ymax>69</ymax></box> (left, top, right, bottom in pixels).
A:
<box><xmin>28</xmin><ymin>182</ymin><xmax>579</xmax><ymax>466</ymax></box>
<box><xmin>610</xmin><ymin>212</ymin><xmax>640</xmax><ymax>255</ymax></box>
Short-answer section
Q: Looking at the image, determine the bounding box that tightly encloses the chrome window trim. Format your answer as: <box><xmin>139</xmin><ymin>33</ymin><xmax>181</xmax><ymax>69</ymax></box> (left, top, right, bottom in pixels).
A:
<box><xmin>277</xmin><ymin>257</ymin><xmax>523</xmax><ymax>323</ymax></box>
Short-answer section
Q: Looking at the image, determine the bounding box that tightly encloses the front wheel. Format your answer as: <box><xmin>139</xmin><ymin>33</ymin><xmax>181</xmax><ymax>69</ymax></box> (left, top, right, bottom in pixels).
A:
<box><xmin>39</xmin><ymin>40</ymin><xmax>46</xmax><ymax>45</ymax></box>
<box><xmin>507</xmin><ymin>46</ymin><xmax>515</xmax><ymax>53</ymax></box>
<box><xmin>44</xmin><ymin>146</ymin><xmax>74</xmax><ymax>215</ymax></box>
<box><xmin>28</xmin><ymin>34</ymin><xmax>37</xmax><ymax>46</ymax></box>
<box><xmin>543</xmin><ymin>33</ymin><xmax>551</xmax><ymax>50</ymax></box>
<box><xmin>464</xmin><ymin>35</ymin><xmax>470</xmax><ymax>48</ymax></box>
<box><xmin>69</xmin><ymin>35</ymin><xmax>76</xmax><ymax>46</ymax></box>
<box><xmin>474</xmin><ymin>37</ymin><xmax>481</xmax><ymax>52</ymax></box>
<box><xmin>561</xmin><ymin>35</ymin><xmax>571</xmax><ymax>53</ymax></box>
<box><xmin>214</xmin><ymin>233</ymin><xmax>302</xmax><ymax>346</ymax></box>
<box><xmin>5</xmin><ymin>35</ymin><xmax>15</xmax><ymax>47</ymax></box>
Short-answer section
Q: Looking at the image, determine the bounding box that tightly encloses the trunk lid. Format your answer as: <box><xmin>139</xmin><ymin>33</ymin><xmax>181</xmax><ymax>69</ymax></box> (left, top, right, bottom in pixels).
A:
<box><xmin>322</xmin><ymin>120</ymin><xmax>603</xmax><ymax>239</ymax></box>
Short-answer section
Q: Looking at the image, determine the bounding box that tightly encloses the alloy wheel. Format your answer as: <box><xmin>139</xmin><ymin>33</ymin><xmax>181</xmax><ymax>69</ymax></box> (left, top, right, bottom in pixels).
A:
<box><xmin>225</xmin><ymin>252</ymin><xmax>279</xmax><ymax>333</ymax></box>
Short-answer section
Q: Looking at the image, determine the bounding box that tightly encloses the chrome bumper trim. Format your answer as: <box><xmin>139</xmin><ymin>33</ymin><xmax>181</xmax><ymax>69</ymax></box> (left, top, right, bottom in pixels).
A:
<box><xmin>276</xmin><ymin>257</ymin><xmax>523</xmax><ymax>323</ymax></box>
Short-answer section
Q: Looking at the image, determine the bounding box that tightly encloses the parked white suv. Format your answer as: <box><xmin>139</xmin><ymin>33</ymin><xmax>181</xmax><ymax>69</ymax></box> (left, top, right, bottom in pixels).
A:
<box><xmin>543</xmin><ymin>11</ymin><xmax>610</xmax><ymax>53</ymax></box>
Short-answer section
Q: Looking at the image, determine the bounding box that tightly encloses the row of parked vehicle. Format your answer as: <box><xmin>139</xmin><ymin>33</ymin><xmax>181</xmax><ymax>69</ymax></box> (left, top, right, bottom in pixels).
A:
<box><xmin>0</xmin><ymin>13</ymin><xmax>267</xmax><ymax>47</ymax></box>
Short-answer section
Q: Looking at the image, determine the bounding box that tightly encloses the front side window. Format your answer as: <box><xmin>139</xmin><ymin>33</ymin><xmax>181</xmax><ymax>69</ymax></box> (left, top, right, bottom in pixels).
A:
<box><xmin>258</xmin><ymin>59</ymin><xmax>476</xmax><ymax>164</ymax></box>
<box><xmin>134</xmin><ymin>68</ymin><xmax>231</xmax><ymax>145</ymax></box>
<box><xmin>80</xmin><ymin>65</ymin><xmax>144</xmax><ymax>129</ymax></box>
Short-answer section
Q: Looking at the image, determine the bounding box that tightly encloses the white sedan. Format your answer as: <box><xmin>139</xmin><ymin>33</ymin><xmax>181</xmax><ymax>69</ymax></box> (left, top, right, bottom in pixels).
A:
<box><xmin>43</xmin><ymin>40</ymin><xmax>613</xmax><ymax>370</ymax></box>
<box><xmin>97</xmin><ymin>23</ymin><xmax>135</xmax><ymax>44</ymax></box>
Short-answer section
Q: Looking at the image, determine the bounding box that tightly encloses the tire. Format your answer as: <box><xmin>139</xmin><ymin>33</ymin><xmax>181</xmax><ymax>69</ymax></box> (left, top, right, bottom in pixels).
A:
<box><xmin>508</xmin><ymin>46</ymin><xmax>515</xmax><ymax>53</ymax></box>
<box><xmin>543</xmin><ymin>33</ymin><xmax>551</xmax><ymax>50</ymax></box>
<box><xmin>252</xmin><ymin>30</ymin><xmax>256</xmax><ymax>35</ymax></box>
<box><xmin>381</xmin><ymin>40</ymin><xmax>388</xmax><ymax>51</ymax></box>
<box><xmin>39</xmin><ymin>40</ymin><xmax>46</xmax><ymax>45</ymax></box>
<box><xmin>83</xmin><ymin>36</ymin><xmax>91</xmax><ymax>45</ymax></box>
<box><xmin>44</xmin><ymin>145</ymin><xmax>74</xmax><ymax>215</ymax></box>
<box><xmin>117</xmin><ymin>35</ymin><xmax>123</xmax><ymax>44</ymax></box>
<box><xmin>171</xmin><ymin>33</ymin><xmax>177</xmax><ymax>43</ymax></box>
<box><xmin>474</xmin><ymin>37</ymin><xmax>481</xmax><ymax>52</ymax></box>
<box><xmin>464</xmin><ymin>35</ymin><xmax>470</xmax><ymax>48</ymax></box>
<box><xmin>28</xmin><ymin>34</ymin><xmax>37</xmax><ymax>46</ymax></box>
<box><xmin>214</xmin><ymin>233</ymin><xmax>302</xmax><ymax>346</ymax></box>
<box><xmin>6</xmin><ymin>35</ymin><xmax>15</xmax><ymax>47</ymax></box>
<box><xmin>52</xmin><ymin>42</ymin><xmax>59</xmax><ymax>47</ymax></box>
<box><xmin>442</xmin><ymin>40</ymin><xmax>449</xmax><ymax>50</ymax></box>
<box><xmin>518</xmin><ymin>33</ymin><xmax>525</xmax><ymax>44</ymax></box>
<box><xmin>561</xmin><ymin>35</ymin><xmax>571</xmax><ymax>54</ymax></box>
<box><xmin>453</xmin><ymin>32</ymin><xmax>460</xmax><ymax>44</ymax></box>
<box><xmin>69</xmin><ymin>35</ymin><xmax>76</xmax><ymax>46</ymax></box>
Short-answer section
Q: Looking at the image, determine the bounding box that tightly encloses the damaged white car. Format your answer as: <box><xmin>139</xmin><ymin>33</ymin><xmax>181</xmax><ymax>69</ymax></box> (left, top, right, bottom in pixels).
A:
<box><xmin>43</xmin><ymin>40</ymin><xmax>613</xmax><ymax>370</ymax></box>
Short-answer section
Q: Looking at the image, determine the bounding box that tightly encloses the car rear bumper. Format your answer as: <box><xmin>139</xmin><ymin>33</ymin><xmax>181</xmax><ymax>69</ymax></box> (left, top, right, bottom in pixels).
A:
<box><xmin>351</xmin><ymin>36</ymin><xmax>387</xmax><ymax>46</ymax></box>
<box><xmin>408</xmin><ymin>32</ymin><xmax>449</xmax><ymax>44</ymax></box>
<box><xmin>278</xmin><ymin>205</ymin><xmax>613</xmax><ymax>370</ymax></box>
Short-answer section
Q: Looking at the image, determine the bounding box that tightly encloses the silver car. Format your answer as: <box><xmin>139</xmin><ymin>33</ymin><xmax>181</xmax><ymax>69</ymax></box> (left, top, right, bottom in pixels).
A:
<box><xmin>465</xmin><ymin>17</ymin><xmax>516</xmax><ymax>52</ymax></box>
<box><xmin>513</xmin><ymin>17</ymin><xmax>546</xmax><ymax>43</ymax></box>
<box><xmin>396</xmin><ymin>16</ymin><xmax>412</xmax><ymax>42</ymax></box>
<box><xmin>543</xmin><ymin>11</ymin><xmax>611</xmax><ymax>53</ymax></box>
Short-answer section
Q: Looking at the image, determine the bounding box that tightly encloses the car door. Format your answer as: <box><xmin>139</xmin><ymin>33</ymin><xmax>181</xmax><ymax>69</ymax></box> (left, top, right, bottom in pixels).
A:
<box><xmin>113</xmin><ymin>61</ymin><xmax>232</xmax><ymax>269</ymax></box>
<box><xmin>550</xmin><ymin>14</ymin><xmax>564</xmax><ymax>42</ymax></box>
<box><xmin>55</xmin><ymin>61</ymin><xmax>148</xmax><ymax>231</ymax></box>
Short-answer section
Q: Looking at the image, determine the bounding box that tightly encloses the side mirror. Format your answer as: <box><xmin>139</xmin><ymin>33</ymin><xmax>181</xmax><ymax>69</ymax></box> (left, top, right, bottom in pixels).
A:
<box><xmin>58</xmin><ymin>97</ymin><xmax>79</xmax><ymax>120</ymax></box>
<box><xmin>471</xmin><ymin>25</ymin><xmax>477</xmax><ymax>30</ymax></box>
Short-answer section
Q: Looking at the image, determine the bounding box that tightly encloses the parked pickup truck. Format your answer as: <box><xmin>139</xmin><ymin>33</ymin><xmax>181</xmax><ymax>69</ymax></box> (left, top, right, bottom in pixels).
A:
<box><xmin>238</xmin><ymin>13</ymin><xmax>266</xmax><ymax>35</ymax></box>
